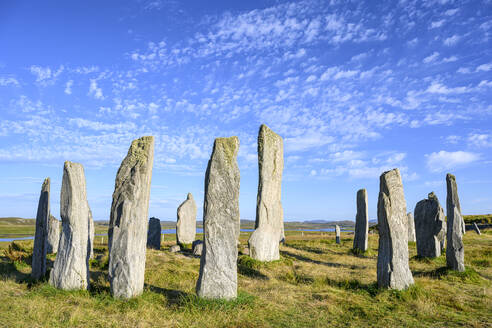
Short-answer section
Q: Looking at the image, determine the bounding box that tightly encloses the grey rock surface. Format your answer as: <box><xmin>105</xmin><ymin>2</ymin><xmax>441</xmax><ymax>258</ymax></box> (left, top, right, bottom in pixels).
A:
<box><xmin>147</xmin><ymin>217</ymin><xmax>161</xmax><ymax>250</ymax></box>
<box><xmin>196</xmin><ymin>136</ymin><xmax>240</xmax><ymax>300</ymax></box>
<box><xmin>377</xmin><ymin>168</ymin><xmax>414</xmax><ymax>290</ymax></box>
<box><xmin>473</xmin><ymin>222</ymin><xmax>481</xmax><ymax>235</ymax></box>
<box><xmin>49</xmin><ymin>162</ymin><xmax>90</xmax><ymax>290</ymax></box>
<box><xmin>407</xmin><ymin>212</ymin><xmax>416</xmax><ymax>242</ymax></box>
<box><xmin>47</xmin><ymin>215</ymin><xmax>60</xmax><ymax>254</ymax></box>
<box><xmin>108</xmin><ymin>136</ymin><xmax>155</xmax><ymax>299</ymax></box>
<box><xmin>192</xmin><ymin>240</ymin><xmax>203</xmax><ymax>256</ymax></box>
<box><xmin>414</xmin><ymin>192</ymin><xmax>445</xmax><ymax>258</ymax></box>
<box><xmin>335</xmin><ymin>225</ymin><xmax>341</xmax><ymax>244</ymax></box>
<box><xmin>446</xmin><ymin>173</ymin><xmax>465</xmax><ymax>271</ymax></box>
<box><xmin>249</xmin><ymin>125</ymin><xmax>284</xmax><ymax>262</ymax></box>
<box><xmin>170</xmin><ymin>245</ymin><xmax>181</xmax><ymax>253</ymax></box>
<box><xmin>32</xmin><ymin>178</ymin><xmax>50</xmax><ymax>279</ymax></box>
<box><xmin>88</xmin><ymin>210</ymin><xmax>94</xmax><ymax>259</ymax></box>
<box><xmin>353</xmin><ymin>189</ymin><xmax>368</xmax><ymax>252</ymax></box>
<box><xmin>176</xmin><ymin>193</ymin><xmax>197</xmax><ymax>246</ymax></box>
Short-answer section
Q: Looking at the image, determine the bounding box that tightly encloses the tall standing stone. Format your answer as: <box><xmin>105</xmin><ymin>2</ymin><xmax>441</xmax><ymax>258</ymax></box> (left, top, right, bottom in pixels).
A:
<box><xmin>446</xmin><ymin>173</ymin><xmax>465</xmax><ymax>272</ymax></box>
<box><xmin>248</xmin><ymin>124</ymin><xmax>284</xmax><ymax>262</ymax></box>
<box><xmin>32</xmin><ymin>178</ymin><xmax>50</xmax><ymax>279</ymax></box>
<box><xmin>88</xmin><ymin>210</ymin><xmax>95</xmax><ymax>259</ymax></box>
<box><xmin>196</xmin><ymin>137</ymin><xmax>240</xmax><ymax>300</ymax></box>
<box><xmin>147</xmin><ymin>217</ymin><xmax>161</xmax><ymax>250</ymax></box>
<box><xmin>49</xmin><ymin>162</ymin><xmax>91</xmax><ymax>290</ymax></box>
<box><xmin>108</xmin><ymin>136</ymin><xmax>154</xmax><ymax>299</ymax></box>
<box><xmin>353</xmin><ymin>188</ymin><xmax>368</xmax><ymax>252</ymax></box>
<box><xmin>176</xmin><ymin>193</ymin><xmax>197</xmax><ymax>246</ymax></box>
<box><xmin>47</xmin><ymin>215</ymin><xmax>60</xmax><ymax>254</ymax></box>
<box><xmin>407</xmin><ymin>212</ymin><xmax>416</xmax><ymax>242</ymax></box>
<box><xmin>414</xmin><ymin>192</ymin><xmax>445</xmax><ymax>258</ymax></box>
<box><xmin>335</xmin><ymin>225</ymin><xmax>341</xmax><ymax>244</ymax></box>
<box><xmin>377</xmin><ymin>168</ymin><xmax>414</xmax><ymax>290</ymax></box>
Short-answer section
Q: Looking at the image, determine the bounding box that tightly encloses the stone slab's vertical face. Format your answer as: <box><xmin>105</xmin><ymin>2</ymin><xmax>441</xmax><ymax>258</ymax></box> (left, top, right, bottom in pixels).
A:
<box><xmin>248</xmin><ymin>125</ymin><xmax>284</xmax><ymax>261</ymax></box>
<box><xmin>88</xmin><ymin>210</ymin><xmax>95</xmax><ymax>259</ymax></box>
<box><xmin>49</xmin><ymin>162</ymin><xmax>90</xmax><ymax>290</ymax></box>
<box><xmin>47</xmin><ymin>215</ymin><xmax>60</xmax><ymax>254</ymax></box>
<box><xmin>414</xmin><ymin>192</ymin><xmax>445</xmax><ymax>258</ymax></box>
<box><xmin>377</xmin><ymin>168</ymin><xmax>414</xmax><ymax>290</ymax></box>
<box><xmin>32</xmin><ymin>178</ymin><xmax>50</xmax><ymax>279</ymax></box>
<box><xmin>407</xmin><ymin>212</ymin><xmax>416</xmax><ymax>242</ymax></box>
<box><xmin>196</xmin><ymin>136</ymin><xmax>240</xmax><ymax>300</ymax></box>
<box><xmin>353</xmin><ymin>189</ymin><xmax>368</xmax><ymax>252</ymax></box>
<box><xmin>446</xmin><ymin>173</ymin><xmax>465</xmax><ymax>271</ymax></box>
<box><xmin>108</xmin><ymin>136</ymin><xmax>154</xmax><ymax>299</ymax></box>
<box><xmin>147</xmin><ymin>217</ymin><xmax>161</xmax><ymax>250</ymax></box>
<box><xmin>473</xmin><ymin>223</ymin><xmax>481</xmax><ymax>235</ymax></box>
<box><xmin>335</xmin><ymin>225</ymin><xmax>341</xmax><ymax>244</ymax></box>
<box><xmin>176</xmin><ymin>193</ymin><xmax>197</xmax><ymax>245</ymax></box>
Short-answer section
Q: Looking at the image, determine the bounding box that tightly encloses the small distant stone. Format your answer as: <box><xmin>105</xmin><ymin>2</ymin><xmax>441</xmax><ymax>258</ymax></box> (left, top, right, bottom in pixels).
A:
<box><xmin>473</xmin><ymin>222</ymin><xmax>481</xmax><ymax>235</ymax></box>
<box><xmin>147</xmin><ymin>217</ymin><xmax>161</xmax><ymax>250</ymax></box>
<box><xmin>170</xmin><ymin>245</ymin><xmax>181</xmax><ymax>253</ymax></box>
<box><xmin>177</xmin><ymin>193</ymin><xmax>197</xmax><ymax>246</ymax></box>
<box><xmin>335</xmin><ymin>225</ymin><xmax>341</xmax><ymax>244</ymax></box>
<box><xmin>192</xmin><ymin>240</ymin><xmax>203</xmax><ymax>256</ymax></box>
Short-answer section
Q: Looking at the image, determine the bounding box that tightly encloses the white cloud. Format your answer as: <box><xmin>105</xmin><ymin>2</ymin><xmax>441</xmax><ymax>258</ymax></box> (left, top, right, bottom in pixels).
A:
<box><xmin>0</xmin><ymin>76</ymin><xmax>19</xmax><ymax>87</ymax></box>
<box><xmin>468</xmin><ymin>134</ymin><xmax>492</xmax><ymax>147</ymax></box>
<box><xmin>443</xmin><ymin>34</ymin><xmax>460</xmax><ymax>46</ymax></box>
<box><xmin>445</xmin><ymin>135</ymin><xmax>461</xmax><ymax>144</ymax></box>
<box><xmin>430</xmin><ymin>20</ymin><xmax>445</xmax><ymax>28</ymax></box>
<box><xmin>88</xmin><ymin>79</ymin><xmax>104</xmax><ymax>100</ymax></box>
<box><xmin>30</xmin><ymin>65</ymin><xmax>64</xmax><ymax>85</ymax></box>
<box><xmin>476</xmin><ymin>63</ymin><xmax>492</xmax><ymax>72</ymax></box>
<box><xmin>442</xmin><ymin>56</ymin><xmax>457</xmax><ymax>63</ymax></box>
<box><xmin>426</xmin><ymin>150</ymin><xmax>480</xmax><ymax>172</ymax></box>
<box><xmin>64</xmin><ymin>80</ymin><xmax>73</xmax><ymax>95</ymax></box>
<box><xmin>444</xmin><ymin>8</ymin><xmax>459</xmax><ymax>16</ymax></box>
<box><xmin>68</xmin><ymin>118</ymin><xmax>136</xmax><ymax>131</ymax></box>
<box><xmin>423</xmin><ymin>52</ymin><xmax>439</xmax><ymax>63</ymax></box>
<box><xmin>425</xmin><ymin>82</ymin><xmax>470</xmax><ymax>94</ymax></box>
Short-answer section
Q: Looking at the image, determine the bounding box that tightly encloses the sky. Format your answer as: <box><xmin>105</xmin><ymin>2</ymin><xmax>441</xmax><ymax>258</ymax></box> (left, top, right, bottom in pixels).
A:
<box><xmin>0</xmin><ymin>0</ymin><xmax>491</xmax><ymax>222</ymax></box>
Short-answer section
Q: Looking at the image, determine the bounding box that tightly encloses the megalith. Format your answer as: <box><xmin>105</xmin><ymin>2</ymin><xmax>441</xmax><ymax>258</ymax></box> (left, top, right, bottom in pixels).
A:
<box><xmin>377</xmin><ymin>168</ymin><xmax>414</xmax><ymax>290</ymax></box>
<box><xmin>176</xmin><ymin>193</ymin><xmax>197</xmax><ymax>246</ymax></box>
<box><xmin>147</xmin><ymin>217</ymin><xmax>161</xmax><ymax>250</ymax></box>
<box><xmin>446</xmin><ymin>173</ymin><xmax>465</xmax><ymax>272</ymax></box>
<box><xmin>108</xmin><ymin>136</ymin><xmax>154</xmax><ymax>299</ymax></box>
<box><xmin>47</xmin><ymin>215</ymin><xmax>60</xmax><ymax>254</ymax></box>
<box><xmin>335</xmin><ymin>225</ymin><xmax>341</xmax><ymax>244</ymax></box>
<box><xmin>88</xmin><ymin>210</ymin><xmax>95</xmax><ymax>259</ymax></box>
<box><xmin>414</xmin><ymin>192</ymin><xmax>445</xmax><ymax>258</ymax></box>
<box><xmin>32</xmin><ymin>178</ymin><xmax>50</xmax><ymax>279</ymax></box>
<box><xmin>49</xmin><ymin>162</ymin><xmax>91</xmax><ymax>290</ymax></box>
<box><xmin>248</xmin><ymin>124</ymin><xmax>284</xmax><ymax>262</ymax></box>
<box><xmin>353</xmin><ymin>188</ymin><xmax>368</xmax><ymax>252</ymax></box>
<box><xmin>407</xmin><ymin>212</ymin><xmax>416</xmax><ymax>242</ymax></box>
<box><xmin>196</xmin><ymin>136</ymin><xmax>240</xmax><ymax>299</ymax></box>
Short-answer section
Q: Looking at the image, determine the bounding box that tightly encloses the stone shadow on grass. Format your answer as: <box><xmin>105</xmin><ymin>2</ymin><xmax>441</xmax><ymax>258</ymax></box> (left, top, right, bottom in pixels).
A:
<box><xmin>280</xmin><ymin>250</ymin><xmax>367</xmax><ymax>270</ymax></box>
<box><xmin>324</xmin><ymin>277</ymin><xmax>379</xmax><ymax>297</ymax></box>
<box><xmin>144</xmin><ymin>284</ymin><xmax>191</xmax><ymax>306</ymax></box>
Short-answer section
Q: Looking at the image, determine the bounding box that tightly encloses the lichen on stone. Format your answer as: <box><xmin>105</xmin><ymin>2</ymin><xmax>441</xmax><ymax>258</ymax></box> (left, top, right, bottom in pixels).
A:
<box><xmin>215</xmin><ymin>136</ymin><xmax>239</xmax><ymax>166</ymax></box>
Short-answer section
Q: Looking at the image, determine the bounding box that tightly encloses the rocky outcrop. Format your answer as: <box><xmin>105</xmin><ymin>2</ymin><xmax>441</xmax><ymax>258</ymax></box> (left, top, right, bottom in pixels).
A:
<box><xmin>32</xmin><ymin>178</ymin><xmax>50</xmax><ymax>279</ymax></box>
<box><xmin>446</xmin><ymin>173</ymin><xmax>465</xmax><ymax>272</ymax></box>
<box><xmin>147</xmin><ymin>217</ymin><xmax>161</xmax><ymax>250</ymax></box>
<box><xmin>407</xmin><ymin>212</ymin><xmax>416</xmax><ymax>242</ymax></box>
<box><xmin>353</xmin><ymin>189</ymin><xmax>368</xmax><ymax>252</ymax></box>
<box><xmin>176</xmin><ymin>193</ymin><xmax>197</xmax><ymax>246</ymax></box>
<box><xmin>108</xmin><ymin>136</ymin><xmax>155</xmax><ymax>299</ymax></box>
<box><xmin>47</xmin><ymin>215</ymin><xmax>60</xmax><ymax>254</ymax></box>
<box><xmin>414</xmin><ymin>192</ymin><xmax>445</xmax><ymax>258</ymax></box>
<box><xmin>196</xmin><ymin>137</ymin><xmax>240</xmax><ymax>300</ymax></box>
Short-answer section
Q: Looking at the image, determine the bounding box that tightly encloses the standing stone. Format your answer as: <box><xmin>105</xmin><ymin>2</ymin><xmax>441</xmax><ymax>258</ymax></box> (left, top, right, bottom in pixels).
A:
<box><xmin>196</xmin><ymin>136</ymin><xmax>240</xmax><ymax>300</ymax></box>
<box><xmin>248</xmin><ymin>124</ymin><xmax>284</xmax><ymax>262</ymax></box>
<box><xmin>377</xmin><ymin>168</ymin><xmax>414</xmax><ymax>290</ymax></box>
<box><xmin>47</xmin><ymin>215</ymin><xmax>60</xmax><ymax>254</ymax></box>
<box><xmin>147</xmin><ymin>217</ymin><xmax>161</xmax><ymax>250</ymax></box>
<box><xmin>353</xmin><ymin>189</ymin><xmax>368</xmax><ymax>252</ymax></box>
<box><xmin>414</xmin><ymin>192</ymin><xmax>445</xmax><ymax>258</ymax></box>
<box><xmin>88</xmin><ymin>210</ymin><xmax>95</xmax><ymax>259</ymax></box>
<box><xmin>335</xmin><ymin>225</ymin><xmax>341</xmax><ymax>244</ymax></box>
<box><xmin>446</xmin><ymin>173</ymin><xmax>465</xmax><ymax>272</ymax></box>
<box><xmin>176</xmin><ymin>193</ymin><xmax>197</xmax><ymax>246</ymax></box>
<box><xmin>49</xmin><ymin>162</ymin><xmax>91</xmax><ymax>290</ymax></box>
<box><xmin>192</xmin><ymin>240</ymin><xmax>203</xmax><ymax>256</ymax></box>
<box><xmin>407</xmin><ymin>212</ymin><xmax>416</xmax><ymax>242</ymax></box>
<box><xmin>32</xmin><ymin>178</ymin><xmax>50</xmax><ymax>279</ymax></box>
<box><xmin>108</xmin><ymin>136</ymin><xmax>154</xmax><ymax>299</ymax></box>
<box><xmin>473</xmin><ymin>222</ymin><xmax>481</xmax><ymax>235</ymax></box>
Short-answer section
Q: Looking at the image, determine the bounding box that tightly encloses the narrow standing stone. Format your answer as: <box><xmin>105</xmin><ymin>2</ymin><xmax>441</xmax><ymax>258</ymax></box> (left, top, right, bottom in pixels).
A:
<box><xmin>32</xmin><ymin>178</ymin><xmax>50</xmax><ymax>279</ymax></box>
<box><xmin>473</xmin><ymin>222</ymin><xmax>481</xmax><ymax>235</ymax></box>
<box><xmin>353</xmin><ymin>189</ymin><xmax>368</xmax><ymax>252</ymax></box>
<box><xmin>108</xmin><ymin>136</ymin><xmax>154</xmax><ymax>299</ymax></box>
<box><xmin>446</xmin><ymin>173</ymin><xmax>465</xmax><ymax>271</ymax></box>
<box><xmin>196</xmin><ymin>136</ymin><xmax>240</xmax><ymax>300</ymax></box>
<box><xmin>248</xmin><ymin>124</ymin><xmax>284</xmax><ymax>262</ymax></box>
<box><xmin>414</xmin><ymin>192</ymin><xmax>445</xmax><ymax>258</ymax></box>
<box><xmin>407</xmin><ymin>212</ymin><xmax>416</xmax><ymax>242</ymax></box>
<box><xmin>377</xmin><ymin>168</ymin><xmax>414</xmax><ymax>290</ymax></box>
<box><xmin>147</xmin><ymin>217</ymin><xmax>161</xmax><ymax>250</ymax></box>
<box><xmin>88</xmin><ymin>209</ymin><xmax>95</xmax><ymax>259</ymax></box>
<box><xmin>176</xmin><ymin>193</ymin><xmax>197</xmax><ymax>246</ymax></box>
<box><xmin>335</xmin><ymin>225</ymin><xmax>341</xmax><ymax>244</ymax></box>
<box><xmin>47</xmin><ymin>215</ymin><xmax>60</xmax><ymax>254</ymax></box>
<box><xmin>49</xmin><ymin>162</ymin><xmax>91</xmax><ymax>290</ymax></box>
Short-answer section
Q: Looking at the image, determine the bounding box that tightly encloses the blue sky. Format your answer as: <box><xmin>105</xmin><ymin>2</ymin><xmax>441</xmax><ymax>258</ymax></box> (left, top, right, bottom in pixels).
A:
<box><xmin>0</xmin><ymin>0</ymin><xmax>491</xmax><ymax>222</ymax></box>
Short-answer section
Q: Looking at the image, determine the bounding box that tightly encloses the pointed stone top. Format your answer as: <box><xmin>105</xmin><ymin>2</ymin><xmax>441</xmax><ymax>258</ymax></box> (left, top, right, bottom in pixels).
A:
<box><xmin>43</xmin><ymin>177</ymin><xmax>50</xmax><ymax>186</ymax></box>
<box><xmin>446</xmin><ymin>173</ymin><xmax>456</xmax><ymax>181</ymax></box>
<box><xmin>187</xmin><ymin>193</ymin><xmax>193</xmax><ymax>200</ymax></box>
<box><xmin>428</xmin><ymin>192</ymin><xmax>438</xmax><ymax>200</ymax></box>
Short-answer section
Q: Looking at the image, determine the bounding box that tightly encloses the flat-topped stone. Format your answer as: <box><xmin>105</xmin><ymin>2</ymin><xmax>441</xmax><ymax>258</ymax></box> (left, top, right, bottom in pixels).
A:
<box><xmin>177</xmin><ymin>193</ymin><xmax>197</xmax><ymax>246</ymax></box>
<box><xmin>147</xmin><ymin>217</ymin><xmax>161</xmax><ymax>250</ymax></box>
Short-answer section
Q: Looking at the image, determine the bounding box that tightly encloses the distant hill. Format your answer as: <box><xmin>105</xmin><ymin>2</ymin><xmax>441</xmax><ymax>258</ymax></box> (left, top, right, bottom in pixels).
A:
<box><xmin>0</xmin><ymin>217</ymin><xmax>35</xmax><ymax>225</ymax></box>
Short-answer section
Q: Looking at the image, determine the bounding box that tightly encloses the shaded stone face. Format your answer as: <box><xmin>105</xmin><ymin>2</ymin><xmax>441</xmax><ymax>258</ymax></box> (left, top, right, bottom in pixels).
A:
<box><xmin>147</xmin><ymin>217</ymin><xmax>161</xmax><ymax>250</ymax></box>
<box><xmin>176</xmin><ymin>193</ymin><xmax>197</xmax><ymax>246</ymax></box>
<box><xmin>353</xmin><ymin>189</ymin><xmax>368</xmax><ymax>252</ymax></box>
<box><xmin>32</xmin><ymin>178</ymin><xmax>50</xmax><ymax>279</ymax></box>
<box><xmin>248</xmin><ymin>125</ymin><xmax>284</xmax><ymax>262</ymax></box>
<box><xmin>414</xmin><ymin>192</ymin><xmax>445</xmax><ymax>258</ymax></box>
<box><xmin>47</xmin><ymin>215</ymin><xmax>60</xmax><ymax>254</ymax></box>
<box><xmin>407</xmin><ymin>212</ymin><xmax>416</xmax><ymax>242</ymax></box>
<box><xmin>335</xmin><ymin>225</ymin><xmax>341</xmax><ymax>244</ymax></box>
<box><xmin>49</xmin><ymin>162</ymin><xmax>90</xmax><ymax>290</ymax></box>
<box><xmin>88</xmin><ymin>210</ymin><xmax>94</xmax><ymax>259</ymax></box>
<box><xmin>446</xmin><ymin>173</ymin><xmax>465</xmax><ymax>272</ymax></box>
<box><xmin>192</xmin><ymin>240</ymin><xmax>203</xmax><ymax>256</ymax></box>
<box><xmin>377</xmin><ymin>168</ymin><xmax>414</xmax><ymax>290</ymax></box>
<box><xmin>108</xmin><ymin>136</ymin><xmax>155</xmax><ymax>299</ymax></box>
<box><xmin>196</xmin><ymin>136</ymin><xmax>240</xmax><ymax>300</ymax></box>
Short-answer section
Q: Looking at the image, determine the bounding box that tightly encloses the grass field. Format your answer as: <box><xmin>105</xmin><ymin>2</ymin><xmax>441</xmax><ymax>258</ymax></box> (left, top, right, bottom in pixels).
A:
<box><xmin>0</xmin><ymin>225</ymin><xmax>490</xmax><ymax>328</ymax></box>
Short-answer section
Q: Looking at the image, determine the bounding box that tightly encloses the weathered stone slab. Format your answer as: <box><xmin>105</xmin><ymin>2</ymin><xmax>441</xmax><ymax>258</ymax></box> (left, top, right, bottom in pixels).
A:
<box><xmin>170</xmin><ymin>245</ymin><xmax>181</xmax><ymax>253</ymax></box>
<box><xmin>147</xmin><ymin>217</ymin><xmax>161</xmax><ymax>250</ymax></box>
<box><xmin>176</xmin><ymin>193</ymin><xmax>197</xmax><ymax>246</ymax></box>
<box><xmin>353</xmin><ymin>189</ymin><xmax>368</xmax><ymax>252</ymax></box>
<box><xmin>473</xmin><ymin>222</ymin><xmax>481</xmax><ymax>235</ymax></box>
<box><xmin>32</xmin><ymin>178</ymin><xmax>50</xmax><ymax>279</ymax></box>
<box><xmin>196</xmin><ymin>136</ymin><xmax>240</xmax><ymax>300</ymax></box>
<box><xmin>335</xmin><ymin>225</ymin><xmax>341</xmax><ymax>244</ymax></box>
<box><xmin>407</xmin><ymin>212</ymin><xmax>416</xmax><ymax>242</ymax></box>
<box><xmin>192</xmin><ymin>240</ymin><xmax>203</xmax><ymax>256</ymax></box>
<box><xmin>446</xmin><ymin>173</ymin><xmax>465</xmax><ymax>271</ymax></box>
<box><xmin>414</xmin><ymin>192</ymin><xmax>445</xmax><ymax>258</ymax></box>
<box><xmin>248</xmin><ymin>125</ymin><xmax>284</xmax><ymax>262</ymax></box>
<box><xmin>377</xmin><ymin>168</ymin><xmax>414</xmax><ymax>290</ymax></box>
<box><xmin>49</xmin><ymin>162</ymin><xmax>90</xmax><ymax>290</ymax></box>
<box><xmin>108</xmin><ymin>136</ymin><xmax>154</xmax><ymax>299</ymax></box>
<box><xmin>47</xmin><ymin>215</ymin><xmax>60</xmax><ymax>254</ymax></box>
<box><xmin>88</xmin><ymin>210</ymin><xmax>94</xmax><ymax>259</ymax></box>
